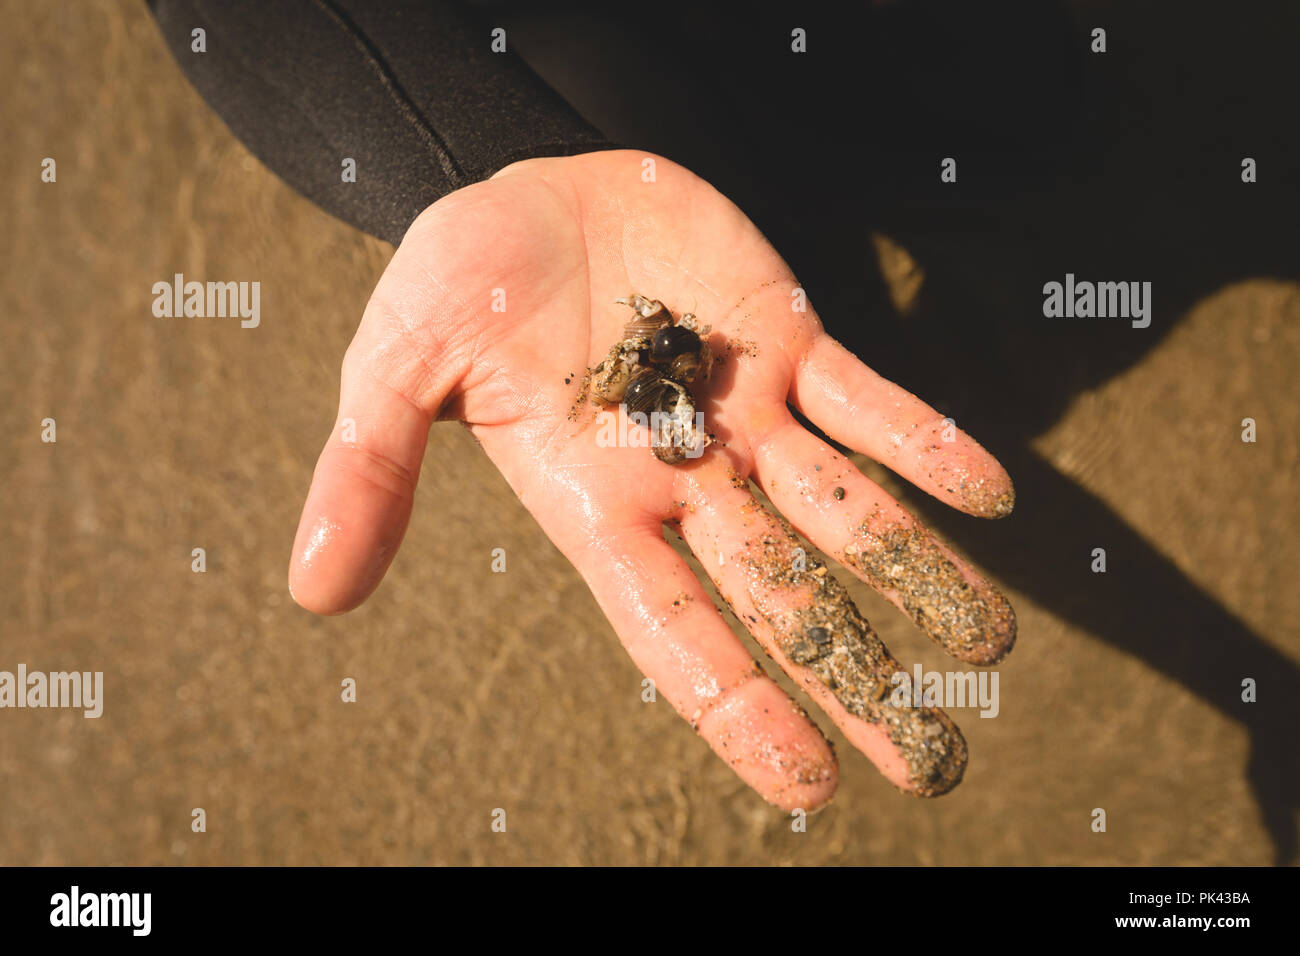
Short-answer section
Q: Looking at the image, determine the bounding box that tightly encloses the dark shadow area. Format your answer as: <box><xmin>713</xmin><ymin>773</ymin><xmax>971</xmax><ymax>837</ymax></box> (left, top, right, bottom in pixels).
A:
<box><xmin>504</xmin><ymin>0</ymin><xmax>1300</xmax><ymax>860</ymax></box>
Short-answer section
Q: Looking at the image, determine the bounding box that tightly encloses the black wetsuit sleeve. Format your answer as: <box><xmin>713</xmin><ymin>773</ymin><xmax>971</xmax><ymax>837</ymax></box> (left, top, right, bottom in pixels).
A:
<box><xmin>145</xmin><ymin>0</ymin><xmax>620</xmax><ymax>245</ymax></box>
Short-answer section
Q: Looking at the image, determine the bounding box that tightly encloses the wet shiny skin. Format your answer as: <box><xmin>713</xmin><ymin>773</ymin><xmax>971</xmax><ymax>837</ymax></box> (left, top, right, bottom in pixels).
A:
<box><xmin>289</xmin><ymin>150</ymin><xmax>1016</xmax><ymax>810</ymax></box>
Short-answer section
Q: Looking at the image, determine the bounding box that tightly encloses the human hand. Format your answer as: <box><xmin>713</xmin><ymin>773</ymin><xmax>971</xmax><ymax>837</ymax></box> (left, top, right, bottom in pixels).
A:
<box><xmin>288</xmin><ymin>150</ymin><xmax>1016</xmax><ymax>810</ymax></box>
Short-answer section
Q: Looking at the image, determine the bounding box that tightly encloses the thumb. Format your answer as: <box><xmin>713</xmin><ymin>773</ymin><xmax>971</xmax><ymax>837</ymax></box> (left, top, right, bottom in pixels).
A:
<box><xmin>289</xmin><ymin>217</ymin><xmax>475</xmax><ymax>613</ymax></box>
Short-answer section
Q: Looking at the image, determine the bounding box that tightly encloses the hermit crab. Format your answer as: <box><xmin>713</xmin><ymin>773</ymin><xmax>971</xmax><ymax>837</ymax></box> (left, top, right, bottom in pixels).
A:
<box><xmin>590</xmin><ymin>294</ymin><xmax>714</xmax><ymax>464</ymax></box>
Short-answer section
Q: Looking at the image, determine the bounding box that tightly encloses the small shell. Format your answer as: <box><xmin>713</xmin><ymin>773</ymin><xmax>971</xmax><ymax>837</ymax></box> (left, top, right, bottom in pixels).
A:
<box><xmin>667</xmin><ymin>352</ymin><xmax>695</xmax><ymax>383</ymax></box>
<box><xmin>653</xmin><ymin>441</ymin><xmax>689</xmax><ymax>465</ymax></box>
<box><xmin>667</xmin><ymin>340</ymin><xmax>713</xmax><ymax>385</ymax></box>
<box><xmin>650</xmin><ymin>325</ymin><xmax>701</xmax><ymax>364</ymax></box>
<box><xmin>610</xmin><ymin>295</ymin><xmax>714</xmax><ymax>465</ymax></box>
<box><xmin>651</xmin><ymin>380</ymin><xmax>709</xmax><ymax>464</ymax></box>
<box><xmin>624</xmin><ymin>366</ymin><xmax>672</xmax><ymax>416</ymax></box>
<box><xmin>625</xmin><ymin>317</ymin><xmax>669</xmax><ymax>342</ymax></box>
<box><xmin>617</xmin><ymin>294</ymin><xmax>672</xmax><ymax>339</ymax></box>
<box><xmin>696</xmin><ymin>340</ymin><xmax>713</xmax><ymax>382</ymax></box>
<box><xmin>591</xmin><ymin>342</ymin><xmax>643</xmax><ymax>404</ymax></box>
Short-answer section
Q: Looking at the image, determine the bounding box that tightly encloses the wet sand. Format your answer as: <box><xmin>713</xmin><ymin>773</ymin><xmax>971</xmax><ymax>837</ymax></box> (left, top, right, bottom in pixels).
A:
<box><xmin>0</xmin><ymin>1</ymin><xmax>1297</xmax><ymax>865</ymax></box>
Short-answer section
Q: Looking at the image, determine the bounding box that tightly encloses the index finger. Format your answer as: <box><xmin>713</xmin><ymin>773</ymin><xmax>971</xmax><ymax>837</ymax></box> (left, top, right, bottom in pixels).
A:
<box><xmin>567</xmin><ymin>525</ymin><xmax>839</xmax><ymax>812</ymax></box>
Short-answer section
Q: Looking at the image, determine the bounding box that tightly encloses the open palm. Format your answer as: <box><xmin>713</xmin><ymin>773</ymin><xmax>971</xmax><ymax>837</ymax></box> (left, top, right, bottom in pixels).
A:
<box><xmin>289</xmin><ymin>150</ymin><xmax>1016</xmax><ymax>811</ymax></box>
